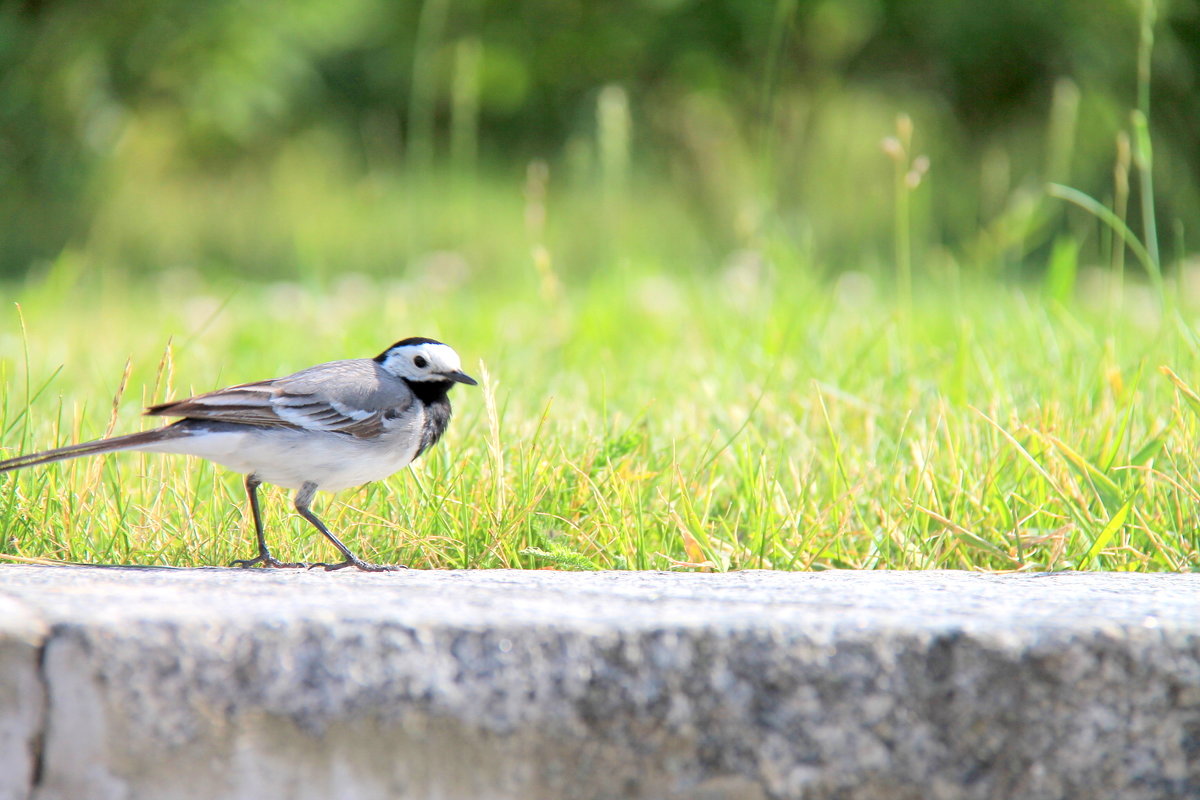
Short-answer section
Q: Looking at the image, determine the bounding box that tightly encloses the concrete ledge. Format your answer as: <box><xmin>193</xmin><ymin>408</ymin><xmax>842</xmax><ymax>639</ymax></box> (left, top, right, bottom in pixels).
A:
<box><xmin>1</xmin><ymin>566</ymin><xmax>1199</xmax><ymax>799</ymax></box>
<box><xmin>0</xmin><ymin>594</ymin><xmax>45</xmax><ymax>800</ymax></box>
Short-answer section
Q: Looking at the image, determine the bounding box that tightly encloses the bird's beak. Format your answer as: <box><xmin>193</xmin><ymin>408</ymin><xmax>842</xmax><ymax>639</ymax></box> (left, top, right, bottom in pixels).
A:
<box><xmin>443</xmin><ymin>370</ymin><xmax>479</xmax><ymax>386</ymax></box>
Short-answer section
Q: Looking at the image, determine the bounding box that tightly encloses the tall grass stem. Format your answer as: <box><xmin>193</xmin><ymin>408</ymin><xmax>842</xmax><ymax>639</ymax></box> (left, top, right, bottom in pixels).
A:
<box><xmin>1134</xmin><ymin>0</ymin><xmax>1161</xmax><ymax>275</ymax></box>
<box><xmin>408</xmin><ymin>0</ymin><xmax>452</xmax><ymax>171</ymax></box>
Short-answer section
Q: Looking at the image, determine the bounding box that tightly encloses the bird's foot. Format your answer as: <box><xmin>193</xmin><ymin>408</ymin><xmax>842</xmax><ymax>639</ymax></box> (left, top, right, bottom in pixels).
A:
<box><xmin>230</xmin><ymin>554</ymin><xmax>310</xmax><ymax>569</ymax></box>
<box><xmin>309</xmin><ymin>558</ymin><xmax>406</xmax><ymax>573</ymax></box>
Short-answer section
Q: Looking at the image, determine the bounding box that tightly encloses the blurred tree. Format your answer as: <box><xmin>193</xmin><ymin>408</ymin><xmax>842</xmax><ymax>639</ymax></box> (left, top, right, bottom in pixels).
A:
<box><xmin>0</xmin><ymin>0</ymin><xmax>1195</xmax><ymax>276</ymax></box>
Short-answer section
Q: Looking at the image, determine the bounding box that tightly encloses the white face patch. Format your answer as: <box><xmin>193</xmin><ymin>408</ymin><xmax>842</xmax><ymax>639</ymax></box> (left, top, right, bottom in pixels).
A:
<box><xmin>381</xmin><ymin>342</ymin><xmax>465</xmax><ymax>382</ymax></box>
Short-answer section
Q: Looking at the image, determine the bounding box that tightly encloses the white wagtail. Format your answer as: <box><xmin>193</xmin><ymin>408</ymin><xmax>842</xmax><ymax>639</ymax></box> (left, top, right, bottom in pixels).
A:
<box><xmin>0</xmin><ymin>337</ymin><xmax>477</xmax><ymax>572</ymax></box>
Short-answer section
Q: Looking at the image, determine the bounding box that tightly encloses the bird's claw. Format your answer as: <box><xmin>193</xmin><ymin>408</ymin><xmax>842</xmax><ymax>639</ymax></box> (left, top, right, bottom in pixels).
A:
<box><xmin>230</xmin><ymin>555</ymin><xmax>309</xmax><ymax>569</ymax></box>
<box><xmin>307</xmin><ymin>559</ymin><xmax>406</xmax><ymax>573</ymax></box>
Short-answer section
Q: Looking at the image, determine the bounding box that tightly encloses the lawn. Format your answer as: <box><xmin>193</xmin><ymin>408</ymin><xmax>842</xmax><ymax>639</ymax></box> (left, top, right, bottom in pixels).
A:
<box><xmin>3</xmin><ymin>253</ymin><xmax>1199</xmax><ymax>572</ymax></box>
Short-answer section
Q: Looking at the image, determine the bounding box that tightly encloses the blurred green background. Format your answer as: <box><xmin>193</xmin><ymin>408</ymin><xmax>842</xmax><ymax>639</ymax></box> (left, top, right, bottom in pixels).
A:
<box><xmin>2</xmin><ymin>0</ymin><xmax>1196</xmax><ymax>282</ymax></box>
<box><xmin>7</xmin><ymin>0</ymin><xmax>1200</xmax><ymax>572</ymax></box>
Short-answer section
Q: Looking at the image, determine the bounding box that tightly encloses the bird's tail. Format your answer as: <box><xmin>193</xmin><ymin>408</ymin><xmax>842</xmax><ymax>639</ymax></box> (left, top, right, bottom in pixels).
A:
<box><xmin>0</xmin><ymin>427</ymin><xmax>190</xmax><ymax>473</ymax></box>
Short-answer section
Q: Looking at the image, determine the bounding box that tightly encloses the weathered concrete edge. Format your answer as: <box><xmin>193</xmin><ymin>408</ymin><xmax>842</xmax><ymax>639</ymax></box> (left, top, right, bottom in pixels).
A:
<box><xmin>3</xmin><ymin>567</ymin><xmax>1200</xmax><ymax>800</ymax></box>
<box><xmin>0</xmin><ymin>594</ymin><xmax>48</xmax><ymax>800</ymax></box>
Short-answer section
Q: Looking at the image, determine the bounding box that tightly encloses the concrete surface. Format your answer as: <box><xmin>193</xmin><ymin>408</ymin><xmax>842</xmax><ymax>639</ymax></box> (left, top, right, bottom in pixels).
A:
<box><xmin>0</xmin><ymin>565</ymin><xmax>1199</xmax><ymax>799</ymax></box>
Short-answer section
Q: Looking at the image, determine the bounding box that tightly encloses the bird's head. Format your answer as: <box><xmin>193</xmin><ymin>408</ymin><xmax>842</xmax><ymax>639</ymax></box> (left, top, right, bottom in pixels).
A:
<box><xmin>375</xmin><ymin>337</ymin><xmax>478</xmax><ymax>386</ymax></box>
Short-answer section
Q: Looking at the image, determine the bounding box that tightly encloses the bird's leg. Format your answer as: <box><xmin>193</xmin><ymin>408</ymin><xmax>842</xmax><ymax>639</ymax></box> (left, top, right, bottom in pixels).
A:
<box><xmin>294</xmin><ymin>481</ymin><xmax>404</xmax><ymax>572</ymax></box>
<box><xmin>231</xmin><ymin>474</ymin><xmax>308</xmax><ymax>569</ymax></box>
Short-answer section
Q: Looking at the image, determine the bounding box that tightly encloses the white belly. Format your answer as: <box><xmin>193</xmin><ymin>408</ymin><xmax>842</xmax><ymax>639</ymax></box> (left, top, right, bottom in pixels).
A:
<box><xmin>142</xmin><ymin>425</ymin><xmax>424</xmax><ymax>492</ymax></box>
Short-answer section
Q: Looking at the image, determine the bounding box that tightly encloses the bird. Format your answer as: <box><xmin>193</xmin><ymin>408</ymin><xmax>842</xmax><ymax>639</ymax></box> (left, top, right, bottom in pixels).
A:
<box><xmin>0</xmin><ymin>337</ymin><xmax>477</xmax><ymax>572</ymax></box>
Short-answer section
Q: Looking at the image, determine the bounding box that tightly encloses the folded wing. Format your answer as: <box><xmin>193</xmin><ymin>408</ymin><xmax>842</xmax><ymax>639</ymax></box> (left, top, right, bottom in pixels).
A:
<box><xmin>145</xmin><ymin>360</ymin><xmax>415</xmax><ymax>440</ymax></box>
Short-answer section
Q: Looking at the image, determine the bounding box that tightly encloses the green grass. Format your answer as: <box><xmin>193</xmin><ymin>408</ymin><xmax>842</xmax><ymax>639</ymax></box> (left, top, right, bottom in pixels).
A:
<box><xmin>2</xmin><ymin>256</ymin><xmax>1200</xmax><ymax>572</ymax></box>
<box><xmin>0</xmin><ymin>0</ymin><xmax>1186</xmax><ymax>574</ymax></box>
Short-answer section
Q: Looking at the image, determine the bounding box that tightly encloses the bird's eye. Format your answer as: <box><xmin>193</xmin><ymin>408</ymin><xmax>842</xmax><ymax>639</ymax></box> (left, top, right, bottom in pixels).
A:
<box><xmin>413</xmin><ymin>355</ymin><xmax>428</xmax><ymax>368</ymax></box>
